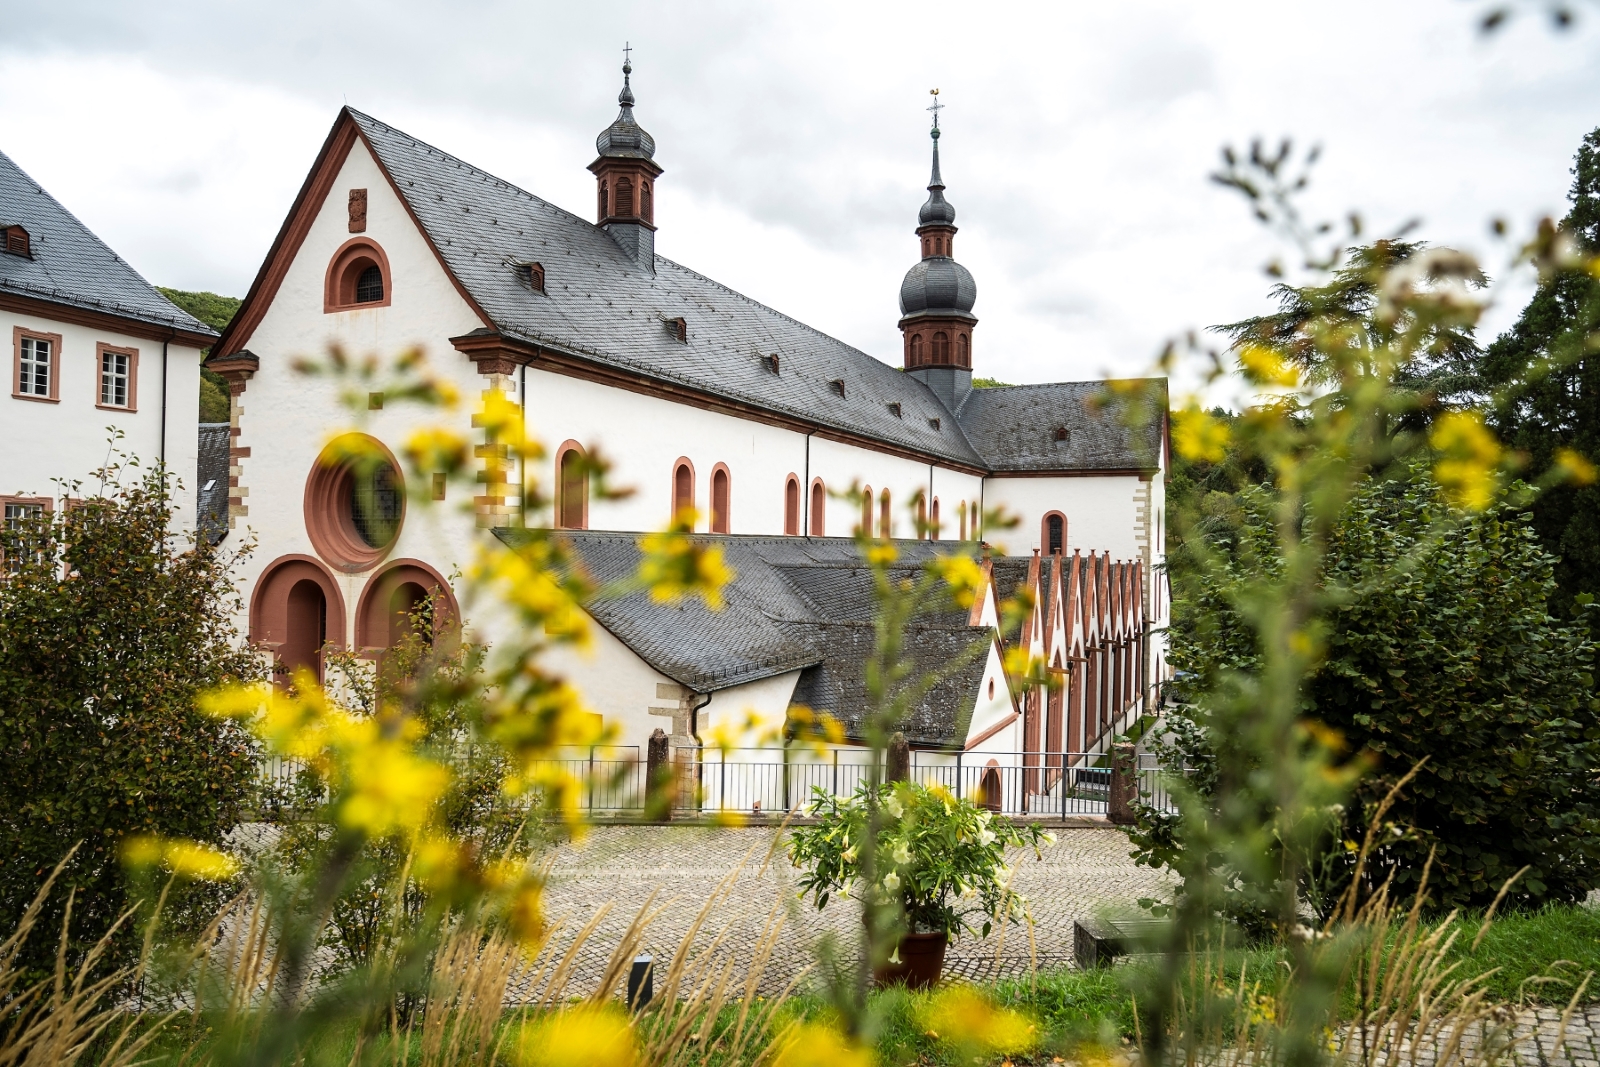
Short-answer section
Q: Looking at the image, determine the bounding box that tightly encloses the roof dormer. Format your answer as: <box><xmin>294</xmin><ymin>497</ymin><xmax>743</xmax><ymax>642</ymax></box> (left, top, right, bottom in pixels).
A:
<box><xmin>3</xmin><ymin>224</ymin><xmax>31</xmax><ymax>259</ymax></box>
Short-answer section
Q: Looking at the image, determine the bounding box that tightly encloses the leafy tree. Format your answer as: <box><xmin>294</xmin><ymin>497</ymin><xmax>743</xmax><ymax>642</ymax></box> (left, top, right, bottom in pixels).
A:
<box><xmin>157</xmin><ymin>287</ymin><xmax>240</xmax><ymax>423</ymax></box>
<box><xmin>1138</xmin><ymin>471</ymin><xmax>1600</xmax><ymax>917</ymax></box>
<box><xmin>0</xmin><ymin>461</ymin><xmax>260</xmax><ymax>975</ymax></box>
<box><xmin>1479</xmin><ymin>126</ymin><xmax>1600</xmax><ymax>619</ymax></box>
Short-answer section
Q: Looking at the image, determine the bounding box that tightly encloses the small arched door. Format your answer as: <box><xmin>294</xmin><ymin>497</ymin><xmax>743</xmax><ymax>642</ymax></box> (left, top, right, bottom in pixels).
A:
<box><xmin>281</xmin><ymin>579</ymin><xmax>327</xmax><ymax>683</ymax></box>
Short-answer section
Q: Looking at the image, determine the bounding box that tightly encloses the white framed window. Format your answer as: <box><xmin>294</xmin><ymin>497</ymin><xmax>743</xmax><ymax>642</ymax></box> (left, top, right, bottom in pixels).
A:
<box><xmin>2</xmin><ymin>497</ymin><xmax>50</xmax><ymax>574</ymax></box>
<box><xmin>95</xmin><ymin>344</ymin><xmax>138</xmax><ymax>410</ymax></box>
<box><xmin>18</xmin><ymin>336</ymin><xmax>51</xmax><ymax>397</ymax></box>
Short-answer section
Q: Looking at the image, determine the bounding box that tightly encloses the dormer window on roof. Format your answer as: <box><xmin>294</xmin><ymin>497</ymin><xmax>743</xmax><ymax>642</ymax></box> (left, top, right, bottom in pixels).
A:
<box><xmin>830</xmin><ymin>379</ymin><xmax>846</xmax><ymax>398</ymax></box>
<box><xmin>888</xmin><ymin>402</ymin><xmax>902</xmax><ymax>418</ymax></box>
<box><xmin>764</xmin><ymin>353</ymin><xmax>780</xmax><ymax>374</ymax></box>
<box><xmin>3</xmin><ymin>225</ymin><xmax>30</xmax><ymax>258</ymax></box>
<box><xmin>513</xmin><ymin>260</ymin><xmax>545</xmax><ymax>293</ymax></box>
<box><xmin>665</xmin><ymin>316</ymin><xmax>687</xmax><ymax>343</ymax></box>
<box><xmin>1053</xmin><ymin>427</ymin><xmax>1070</xmax><ymax>443</ymax></box>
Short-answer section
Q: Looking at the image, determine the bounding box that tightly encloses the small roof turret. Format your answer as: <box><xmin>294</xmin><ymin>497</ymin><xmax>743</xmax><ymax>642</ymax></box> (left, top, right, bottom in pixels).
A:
<box><xmin>595</xmin><ymin>56</ymin><xmax>656</xmax><ymax>161</ymax></box>
<box><xmin>918</xmin><ymin>127</ymin><xmax>957</xmax><ymax>227</ymax></box>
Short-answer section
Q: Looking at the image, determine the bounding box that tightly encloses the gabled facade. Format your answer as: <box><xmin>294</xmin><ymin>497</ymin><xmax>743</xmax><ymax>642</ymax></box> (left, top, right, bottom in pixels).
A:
<box><xmin>1</xmin><ymin>149</ymin><xmax>216</xmax><ymax>529</ymax></box>
<box><xmin>204</xmin><ymin>64</ymin><xmax>1171</xmax><ymax>767</ymax></box>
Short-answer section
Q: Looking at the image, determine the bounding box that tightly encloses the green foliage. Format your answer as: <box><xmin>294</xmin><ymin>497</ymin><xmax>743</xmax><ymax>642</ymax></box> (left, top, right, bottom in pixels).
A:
<box><xmin>0</xmin><ymin>461</ymin><xmax>260</xmax><ymax>976</ymax></box>
<box><xmin>1142</xmin><ymin>472</ymin><xmax>1600</xmax><ymax>915</ymax></box>
<box><xmin>1480</xmin><ymin>126</ymin><xmax>1600</xmax><ymax>619</ymax></box>
<box><xmin>156</xmin><ymin>287</ymin><xmax>241</xmax><ymax>333</ymax></box>
<box><xmin>787</xmin><ymin>780</ymin><xmax>1049</xmax><ymax>938</ymax></box>
<box><xmin>970</xmin><ymin>376</ymin><xmax>1011</xmax><ymax>389</ymax></box>
<box><xmin>156</xmin><ymin>288</ymin><xmax>239</xmax><ymax>422</ymax></box>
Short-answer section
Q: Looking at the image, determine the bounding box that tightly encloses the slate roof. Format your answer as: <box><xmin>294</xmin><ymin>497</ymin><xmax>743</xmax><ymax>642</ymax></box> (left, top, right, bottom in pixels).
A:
<box><xmin>955</xmin><ymin>381</ymin><xmax>1167</xmax><ymax>472</ymax></box>
<box><xmin>196</xmin><ymin>423</ymin><xmax>230</xmax><ymax>545</ymax></box>
<box><xmin>339</xmin><ymin>109</ymin><xmax>1161</xmax><ymax>474</ymax></box>
<box><xmin>493</xmin><ymin>530</ymin><xmax>995</xmax><ymax>746</ymax></box>
<box><xmin>0</xmin><ymin>149</ymin><xmax>216</xmax><ymax>339</ymax></box>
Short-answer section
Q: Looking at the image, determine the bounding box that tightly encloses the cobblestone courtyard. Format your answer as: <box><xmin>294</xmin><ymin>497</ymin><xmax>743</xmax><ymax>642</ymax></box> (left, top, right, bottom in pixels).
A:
<box><xmin>520</xmin><ymin>823</ymin><xmax>1166</xmax><ymax>998</ymax></box>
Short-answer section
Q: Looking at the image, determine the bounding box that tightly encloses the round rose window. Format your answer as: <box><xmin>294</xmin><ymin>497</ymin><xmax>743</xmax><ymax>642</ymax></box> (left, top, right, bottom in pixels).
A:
<box><xmin>304</xmin><ymin>434</ymin><xmax>406</xmax><ymax>572</ymax></box>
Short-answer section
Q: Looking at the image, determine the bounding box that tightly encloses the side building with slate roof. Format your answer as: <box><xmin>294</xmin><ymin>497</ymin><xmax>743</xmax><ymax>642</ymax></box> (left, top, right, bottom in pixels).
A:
<box><xmin>1</xmin><ymin>148</ymin><xmax>216</xmax><ymax>530</ymax></box>
<box><xmin>207</xmin><ymin>62</ymin><xmax>1172</xmax><ymax>779</ymax></box>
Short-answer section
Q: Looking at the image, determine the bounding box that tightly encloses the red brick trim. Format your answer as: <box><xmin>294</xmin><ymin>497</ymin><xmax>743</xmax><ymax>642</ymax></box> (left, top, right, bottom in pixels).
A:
<box><xmin>783</xmin><ymin>473</ymin><xmax>800</xmax><ymax>536</ymax></box>
<box><xmin>555</xmin><ymin>439</ymin><xmax>588</xmax><ymax>530</ymax></box>
<box><xmin>94</xmin><ymin>342</ymin><xmax>139</xmax><ymax>412</ymax></box>
<box><xmin>303</xmin><ymin>433</ymin><xmax>406</xmax><ymax>574</ymax></box>
<box><xmin>1041</xmin><ymin>510</ymin><xmax>1067</xmax><ymax>556</ymax></box>
<box><xmin>809</xmin><ymin>478</ymin><xmax>826</xmax><ymax>537</ymax></box>
<box><xmin>249</xmin><ymin>554</ymin><xmax>348</xmax><ymax>684</ymax></box>
<box><xmin>965</xmin><ymin>711</ymin><xmax>1020</xmax><ymax>751</ymax></box>
<box><xmin>353</xmin><ymin>557</ymin><xmax>459</xmax><ymax>656</ymax></box>
<box><xmin>323</xmin><ymin>236</ymin><xmax>393</xmax><ymax>313</ymax></box>
<box><xmin>12</xmin><ymin>326</ymin><xmax>62</xmax><ymax>403</ymax></box>
<box><xmin>671</xmin><ymin>457</ymin><xmax>696</xmax><ymax>526</ymax></box>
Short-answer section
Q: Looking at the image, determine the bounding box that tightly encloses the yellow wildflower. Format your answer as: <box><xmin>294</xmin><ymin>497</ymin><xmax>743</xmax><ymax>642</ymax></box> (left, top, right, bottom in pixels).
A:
<box><xmin>933</xmin><ymin>553</ymin><xmax>986</xmax><ymax>608</ymax></box>
<box><xmin>474</xmin><ymin>388</ymin><xmax>527</xmax><ymax>453</ymax></box>
<box><xmin>506</xmin><ymin>881</ymin><xmax>546</xmax><ymax>950</ymax></box>
<box><xmin>771</xmin><ymin>1021</ymin><xmax>873</xmax><ymax>1067</ymax></box>
<box><xmin>1555</xmin><ymin>447</ymin><xmax>1598</xmax><ymax>486</ymax></box>
<box><xmin>920</xmin><ymin>985</ymin><xmax>1038</xmax><ymax>1056</ymax></box>
<box><xmin>1430</xmin><ymin>410</ymin><xmax>1502</xmax><ymax>511</ymax></box>
<box><xmin>518</xmin><ymin>1005</ymin><xmax>636</xmax><ymax>1067</ymax></box>
<box><xmin>637</xmin><ymin>528</ymin><xmax>733</xmax><ymax>610</ymax></box>
<box><xmin>1171</xmin><ymin>406</ymin><xmax>1230</xmax><ymax>463</ymax></box>
<box><xmin>403</xmin><ymin>427</ymin><xmax>471</xmax><ymax>478</ymax></box>
<box><xmin>339</xmin><ymin>739</ymin><xmax>451</xmax><ymax>838</ymax></box>
<box><xmin>121</xmin><ymin>836</ymin><xmax>240</xmax><ymax>881</ymax></box>
<box><xmin>1238</xmin><ymin>344</ymin><xmax>1300</xmax><ymax>388</ymax></box>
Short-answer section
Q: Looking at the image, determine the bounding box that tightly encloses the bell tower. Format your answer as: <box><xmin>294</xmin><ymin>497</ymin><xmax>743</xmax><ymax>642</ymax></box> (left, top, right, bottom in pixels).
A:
<box><xmin>898</xmin><ymin>91</ymin><xmax>978</xmax><ymax>412</ymax></box>
<box><xmin>589</xmin><ymin>47</ymin><xmax>663</xmax><ymax>271</ymax></box>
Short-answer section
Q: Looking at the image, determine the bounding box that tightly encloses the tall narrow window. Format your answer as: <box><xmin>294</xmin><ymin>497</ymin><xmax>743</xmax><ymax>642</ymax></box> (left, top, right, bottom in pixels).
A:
<box><xmin>932</xmin><ymin>332</ymin><xmax>950</xmax><ymax>365</ymax></box>
<box><xmin>810</xmin><ymin>479</ymin><xmax>826</xmax><ymax>536</ymax></box>
<box><xmin>98</xmin><ymin>345</ymin><xmax>136</xmax><ymax>409</ymax></box>
<box><xmin>957</xmin><ymin>333</ymin><xmax>970</xmax><ymax>366</ymax></box>
<box><xmin>17</xmin><ymin>335</ymin><xmax>52</xmax><ymax>398</ymax></box>
<box><xmin>2</xmin><ymin>499</ymin><xmax>48</xmax><ymax>574</ymax></box>
<box><xmin>1046</xmin><ymin>513</ymin><xmax>1065</xmax><ymax>555</ymax></box>
<box><xmin>783</xmin><ymin>475</ymin><xmax>799</xmax><ymax>536</ymax></box>
<box><xmin>916</xmin><ymin>496</ymin><xmax>927</xmax><ymax>535</ymax></box>
<box><xmin>959</xmin><ymin>500</ymin><xmax>967</xmax><ymax>541</ymax></box>
<box><xmin>910</xmin><ymin>334</ymin><xmax>924</xmax><ymax>364</ymax></box>
<box><xmin>673</xmin><ymin>461</ymin><xmax>694</xmax><ymax>524</ymax></box>
<box><xmin>641</xmin><ymin>182</ymin><xmax>652</xmax><ymax>222</ymax></box>
<box><xmin>879</xmin><ymin>489</ymin><xmax>892</xmax><ymax>539</ymax></box>
<box><xmin>616</xmin><ymin>178</ymin><xmax>635</xmax><ymax>217</ymax></box>
<box><xmin>860</xmin><ymin>486</ymin><xmax>873</xmax><ymax>536</ymax></box>
<box><xmin>599</xmin><ymin>180</ymin><xmax>609</xmax><ymax>219</ymax></box>
<box><xmin>712</xmin><ymin>467</ymin><xmax>731</xmax><ymax>533</ymax></box>
<box><xmin>558</xmin><ymin>446</ymin><xmax>587</xmax><ymax>529</ymax></box>
<box><xmin>930</xmin><ymin>497</ymin><xmax>940</xmax><ymax>541</ymax></box>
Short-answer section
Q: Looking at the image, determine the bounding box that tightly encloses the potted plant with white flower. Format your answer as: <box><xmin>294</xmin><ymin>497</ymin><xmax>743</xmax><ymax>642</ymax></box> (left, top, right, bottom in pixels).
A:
<box><xmin>788</xmin><ymin>779</ymin><xmax>1054</xmax><ymax>989</ymax></box>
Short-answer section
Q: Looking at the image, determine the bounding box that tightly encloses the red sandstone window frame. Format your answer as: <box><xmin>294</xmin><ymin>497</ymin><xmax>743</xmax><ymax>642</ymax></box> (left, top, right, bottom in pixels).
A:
<box><xmin>671</xmin><ymin>457</ymin><xmax>696</xmax><ymax>525</ymax></box>
<box><xmin>879</xmin><ymin>489</ymin><xmax>892</xmax><ymax>539</ymax></box>
<box><xmin>1</xmin><ymin>494</ymin><xmax>53</xmax><ymax>571</ymax></box>
<box><xmin>12</xmin><ymin>326</ymin><xmax>62</xmax><ymax>403</ymax></box>
<box><xmin>323</xmin><ymin>237</ymin><xmax>393</xmax><ymax>313</ymax></box>
<box><xmin>711</xmin><ymin>463</ymin><xmax>732</xmax><ymax>534</ymax></box>
<box><xmin>1042</xmin><ymin>511</ymin><xmax>1067</xmax><ymax>556</ymax></box>
<box><xmin>783</xmin><ymin>474</ymin><xmax>799</xmax><ymax>536</ymax></box>
<box><xmin>249</xmin><ymin>553</ymin><xmax>348</xmax><ymax>685</ymax></box>
<box><xmin>95</xmin><ymin>342</ymin><xmax>139</xmax><ymax>412</ymax></box>
<box><xmin>809</xmin><ymin>478</ymin><xmax>826</xmax><ymax>537</ymax></box>
<box><xmin>353</xmin><ymin>558</ymin><xmax>461</xmax><ymax>657</ymax></box>
<box><xmin>555</xmin><ymin>440</ymin><xmax>589</xmax><ymax>530</ymax></box>
<box><xmin>930</xmin><ymin>497</ymin><xmax>940</xmax><ymax>541</ymax></box>
<box><xmin>859</xmin><ymin>485</ymin><xmax>873</xmax><ymax>536</ymax></box>
<box><xmin>303</xmin><ymin>433</ymin><xmax>407</xmax><ymax>574</ymax></box>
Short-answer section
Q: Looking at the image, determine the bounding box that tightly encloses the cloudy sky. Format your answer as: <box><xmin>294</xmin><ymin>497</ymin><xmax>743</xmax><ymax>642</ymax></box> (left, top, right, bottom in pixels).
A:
<box><xmin>2</xmin><ymin>1</ymin><xmax>1597</xmax><ymax>396</ymax></box>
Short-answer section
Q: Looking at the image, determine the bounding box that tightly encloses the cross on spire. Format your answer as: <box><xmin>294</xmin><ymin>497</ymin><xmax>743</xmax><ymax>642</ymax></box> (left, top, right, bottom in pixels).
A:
<box><xmin>927</xmin><ymin>88</ymin><xmax>944</xmax><ymax>129</ymax></box>
<box><xmin>623</xmin><ymin>42</ymin><xmax>632</xmax><ymax>66</ymax></box>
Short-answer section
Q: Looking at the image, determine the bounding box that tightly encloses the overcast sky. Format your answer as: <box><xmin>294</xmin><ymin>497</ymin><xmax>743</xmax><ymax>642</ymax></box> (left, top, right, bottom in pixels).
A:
<box><xmin>1</xmin><ymin>1</ymin><xmax>1597</xmax><ymax>397</ymax></box>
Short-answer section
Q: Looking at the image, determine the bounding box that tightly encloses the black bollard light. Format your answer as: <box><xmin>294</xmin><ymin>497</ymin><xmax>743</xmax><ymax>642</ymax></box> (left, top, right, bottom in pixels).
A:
<box><xmin>627</xmin><ymin>953</ymin><xmax>654</xmax><ymax>1011</ymax></box>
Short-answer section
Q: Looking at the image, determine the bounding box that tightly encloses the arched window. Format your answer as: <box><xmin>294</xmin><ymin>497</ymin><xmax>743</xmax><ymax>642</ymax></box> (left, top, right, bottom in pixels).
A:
<box><xmin>616</xmin><ymin>177</ymin><xmax>635</xmax><ymax>217</ymax></box>
<box><xmin>599</xmin><ymin>180</ymin><xmax>608</xmax><ymax>219</ymax></box>
<box><xmin>354</xmin><ymin>560</ymin><xmax>460</xmax><ymax>657</ymax></box>
<box><xmin>1043</xmin><ymin>512</ymin><xmax>1066</xmax><ymax>556</ymax></box>
<box><xmin>557</xmin><ymin>443</ymin><xmax>587</xmax><ymax>530</ymax></box>
<box><xmin>910</xmin><ymin>334</ymin><xmax>924</xmax><ymax>365</ymax></box>
<box><xmin>932</xmin><ymin>332</ymin><xmax>950</xmax><ymax>365</ymax></box>
<box><xmin>711</xmin><ymin>465</ymin><xmax>731</xmax><ymax>533</ymax></box>
<box><xmin>324</xmin><ymin>238</ymin><xmax>392</xmax><ymax>312</ymax></box>
<box><xmin>879</xmin><ymin>489</ymin><xmax>892</xmax><ymax>539</ymax></box>
<box><xmin>916</xmin><ymin>496</ymin><xmax>927</xmax><ymax>535</ymax></box>
<box><xmin>930</xmin><ymin>497</ymin><xmax>940</xmax><ymax>540</ymax></box>
<box><xmin>673</xmin><ymin>460</ymin><xmax>695</xmax><ymax>524</ymax></box>
<box><xmin>860</xmin><ymin>486</ymin><xmax>873</xmax><ymax>536</ymax></box>
<box><xmin>810</xmin><ymin>479</ymin><xmax>826</xmax><ymax>536</ymax></box>
<box><xmin>250</xmin><ymin>555</ymin><xmax>347</xmax><ymax>687</ymax></box>
<box><xmin>957</xmin><ymin>333</ymin><xmax>970</xmax><ymax>367</ymax></box>
<box><xmin>958</xmin><ymin>500</ymin><xmax>967</xmax><ymax>541</ymax></box>
<box><xmin>784</xmin><ymin>476</ymin><xmax>800</xmax><ymax>535</ymax></box>
<box><xmin>641</xmin><ymin>181</ymin><xmax>652</xmax><ymax>223</ymax></box>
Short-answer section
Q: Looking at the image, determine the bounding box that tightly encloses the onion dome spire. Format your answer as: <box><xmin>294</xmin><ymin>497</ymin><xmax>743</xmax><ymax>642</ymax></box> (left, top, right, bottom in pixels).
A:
<box><xmin>596</xmin><ymin>48</ymin><xmax>656</xmax><ymax>161</ymax></box>
<box><xmin>919</xmin><ymin>122</ymin><xmax>957</xmax><ymax>227</ymax></box>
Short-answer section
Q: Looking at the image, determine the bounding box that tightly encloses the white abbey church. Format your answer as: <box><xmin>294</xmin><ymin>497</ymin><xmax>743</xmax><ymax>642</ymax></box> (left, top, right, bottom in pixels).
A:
<box><xmin>194</xmin><ymin>62</ymin><xmax>1172</xmax><ymax>791</ymax></box>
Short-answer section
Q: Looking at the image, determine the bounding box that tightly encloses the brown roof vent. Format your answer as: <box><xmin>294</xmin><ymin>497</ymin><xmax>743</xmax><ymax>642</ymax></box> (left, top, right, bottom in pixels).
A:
<box><xmin>764</xmin><ymin>353</ymin><xmax>780</xmax><ymax>374</ymax></box>
<box><xmin>664</xmin><ymin>316</ymin><xmax>688</xmax><ymax>343</ymax></box>
<box><xmin>928</xmin><ymin>416</ymin><xmax>941</xmax><ymax>431</ymax></box>
<box><xmin>3</xmin><ymin>225</ymin><xmax>31</xmax><ymax>259</ymax></box>
<box><xmin>513</xmin><ymin>260</ymin><xmax>545</xmax><ymax>293</ymax></box>
<box><xmin>888</xmin><ymin>402</ymin><xmax>902</xmax><ymax>418</ymax></box>
<box><xmin>1053</xmin><ymin>426</ymin><xmax>1070</xmax><ymax>444</ymax></box>
<box><xmin>829</xmin><ymin>378</ymin><xmax>846</xmax><ymax>398</ymax></box>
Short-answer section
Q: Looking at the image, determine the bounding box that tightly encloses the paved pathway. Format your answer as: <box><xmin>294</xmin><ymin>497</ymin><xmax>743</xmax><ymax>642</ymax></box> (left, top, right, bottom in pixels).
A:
<box><xmin>515</xmin><ymin>823</ymin><xmax>1166</xmax><ymax>999</ymax></box>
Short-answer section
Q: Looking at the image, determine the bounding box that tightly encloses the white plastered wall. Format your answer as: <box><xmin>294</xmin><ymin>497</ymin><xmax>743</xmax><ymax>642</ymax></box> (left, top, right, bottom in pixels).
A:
<box><xmin>3</xmin><ymin>310</ymin><xmax>201</xmax><ymax>532</ymax></box>
<box><xmin>232</xmin><ymin>136</ymin><xmax>490</xmax><ymax>646</ymax></box>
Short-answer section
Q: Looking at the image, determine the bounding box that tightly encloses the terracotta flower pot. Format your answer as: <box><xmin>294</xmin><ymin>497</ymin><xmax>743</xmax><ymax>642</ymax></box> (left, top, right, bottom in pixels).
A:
<box><xmin>873</xmin><ymin>930</ymin><xmax>948</xmax><ymax>990</ymax></box>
